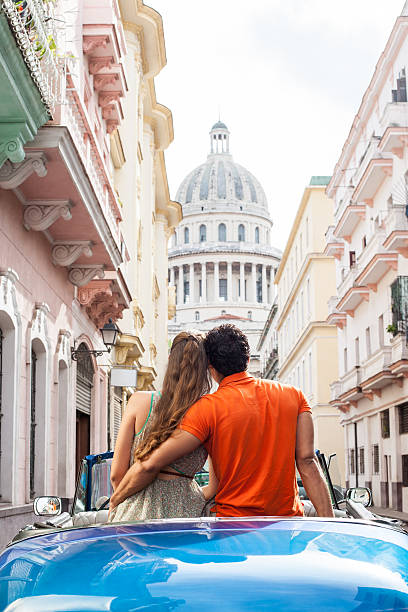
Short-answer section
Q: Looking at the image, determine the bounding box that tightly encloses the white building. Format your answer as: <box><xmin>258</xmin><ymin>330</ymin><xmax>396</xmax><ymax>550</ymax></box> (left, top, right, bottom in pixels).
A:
<box><xmin>326</xmin><ymin>4</ymin><xmax>408</xmax><ymax>511</ymax></box>
<box><xmin>168</xmin><ymin>122</ymin><xmax>281</xmax><ymax>374</ymax></box>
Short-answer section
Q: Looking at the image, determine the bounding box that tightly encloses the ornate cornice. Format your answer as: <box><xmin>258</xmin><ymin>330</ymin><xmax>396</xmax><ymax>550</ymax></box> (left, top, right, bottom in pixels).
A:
<box><xmin>23</xmin><ymin>200</ymin><xmax>73</xmax><ymax>231</ymax></box>
<box><xmin>68</xmin><ymin>265</ymin><xmax>105</xmax><ymax>287</ymax></box>
<box><xmin>52</xmin><ymin>241</ymin><xmax>93</xmax><ymax>267</ymax></box>
<box><xmin>0</xmin><ymin>152</ymin><xmax>47</xmax><ymax>189</ymax></box>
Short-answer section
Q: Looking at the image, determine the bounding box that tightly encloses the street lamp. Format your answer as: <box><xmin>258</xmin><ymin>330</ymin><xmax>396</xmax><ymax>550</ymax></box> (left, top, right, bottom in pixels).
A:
<box><xmin>71</xmin><ymin>319</ymin><xmax>120</xmax><ymax>361</ymax></box>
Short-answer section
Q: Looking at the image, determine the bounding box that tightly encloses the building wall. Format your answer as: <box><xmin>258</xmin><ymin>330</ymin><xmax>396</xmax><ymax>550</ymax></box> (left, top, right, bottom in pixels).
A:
<box><xmin>276</xmin><ymin>181</ymin><xmax>344</xmax><ymax>482</ymax></box>
<box><xmin>326</xmin><ymin>8</ymin><xmax>408</xmax><ymax>511</ymax></box>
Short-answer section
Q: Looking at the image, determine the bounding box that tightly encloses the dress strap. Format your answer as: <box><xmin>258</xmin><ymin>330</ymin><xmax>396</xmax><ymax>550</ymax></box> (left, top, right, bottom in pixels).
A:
<box><xmin>159</xmin><ymin>469</ymin><xmax>194</xmax><ymax>479</ymax></box>
<box><xmin>135</xmin><ymin>391</ymin><xmax>155</xmax><ymax>437</ymax></box>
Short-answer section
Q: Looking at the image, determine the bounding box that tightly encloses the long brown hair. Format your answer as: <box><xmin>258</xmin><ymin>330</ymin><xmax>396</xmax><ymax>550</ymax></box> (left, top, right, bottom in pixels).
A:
<box><xmin>134</xmin><ymin>331</ymin><xmax>211</xmax><ymax>461</ymax></box>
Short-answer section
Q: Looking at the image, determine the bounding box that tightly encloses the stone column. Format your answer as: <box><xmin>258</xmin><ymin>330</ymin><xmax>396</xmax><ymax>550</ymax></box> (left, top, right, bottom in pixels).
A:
<box><xmin>240</xmin><ymin>262</ymin><xmax>245</xmax><ymax>302</ymax></box>
<box><xmin>201</xmin><ymin>262</ymin><xmax>207</xmax><ymax>303</ymax></box>
<box><xmin>262</xmin><ymin>264</ymin><xmax>267</xmax><ymax>303</ymax></box>
<box><xmin>169</xmin><ymin>267</ymin><xmax>175</xmax><ymax>287</ymax></box>
<box><xmin>251</xmin><ymin>263</ymin><xmax>257</xmax><ymax>303</ymax></box>
<box><xmin>177</xmin><ymin>267</ymin><xmax>182</xmax><ymax>304</ymax></box>
<box><xmin>214</xmin><ymin>261</ymin><xmax>219</xmax><ymax>302</ymax></box>
<box><xmin>189</xmin><ymin>263</ymin><xmax>195</xmax><ymax>304</ymax></box>
<box><xmin>227</xmin><ymin>261</ymin><xmax>233</xmax><ymax>302</ymax></box>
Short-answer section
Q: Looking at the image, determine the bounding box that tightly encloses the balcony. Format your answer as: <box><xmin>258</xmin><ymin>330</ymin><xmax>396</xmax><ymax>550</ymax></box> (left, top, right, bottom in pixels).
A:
<box><xmin>333</xmin><ymin>204</ymin><xmax>366</xmax><ymax>243</ymax></box>
<box><xmin>379</xmin><ymin>102</ymin><xmax>408</xmax><ymax>135</ymax></box>
<box><xmin>383</xmin><ymin>203</ymin><xmax>408</xmax><ymax>257</ymax></box>
<box><xmin>327</xmin><ymin>295</ymin><xmax>347</xmax><ymax>329</ymax></box>
<box><xmin>360</xmin><ymin>347</ymin><xmax>395</xmax><ymax>396</ymax></box>
<box><xmin>352</xmin><ymin>158</ymin><xmax>393</xmax><ymax>206</ymax></box>
<box><xmin>0</xmin><ymin>0</ymin><xmax>63</xmax><ymax>166</ymax></box>
<box><xmin>355</xmin><ymin>253</ymin><xmax>398</xmax><ymax>292</ymax></box>
<box><xmin>378</xmin><ymin>126</ymin><xmax>408</xmax><ymax>159</ymax></box>
<box><xmin>336</xmin><ymin>367</ymin><xmax>364</xmax><ymax>407</ymax></box>
<box><xmin>324</xmin><ymin>225</ymin><xmax>345</xmax><ymax>260</ymax></box>
<box><xmin>337</xmin><ymin>286</ymin><xmax>370</xmax><ymax>317</ymax></box>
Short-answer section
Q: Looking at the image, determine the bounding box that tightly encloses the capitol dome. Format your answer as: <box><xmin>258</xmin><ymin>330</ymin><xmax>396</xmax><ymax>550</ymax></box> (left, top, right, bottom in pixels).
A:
<box><xmin>176</xmin><ymin>121</ymin><xmax>269</xmax><ymax>215</ymax></box>
<box><xmin>168</xmin><ymin>121</ymin><xmax>282</xmax><ymax>376</ymax></box>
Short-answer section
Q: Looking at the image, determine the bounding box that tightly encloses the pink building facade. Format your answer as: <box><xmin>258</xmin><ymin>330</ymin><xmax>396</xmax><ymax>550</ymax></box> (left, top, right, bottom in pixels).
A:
<box><xmin>0</xmin><ymin>0</ymin><xmax>177</xmax><ymax>546</ymax></box>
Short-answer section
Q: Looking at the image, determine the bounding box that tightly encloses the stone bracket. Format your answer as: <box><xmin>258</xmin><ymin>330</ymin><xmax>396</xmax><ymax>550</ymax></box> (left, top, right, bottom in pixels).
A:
<box><xmin>0</xmin><ymin>151</ymin><xmax>47</xmax><ymax>189</ymax></box>
<box><xmin>69</xmin><ymin>265</ymin><xmax>105</xmax><ymax>287</ymax></box>
<box><xmin>78</xmin><ymin>279</ymin><xmax>113</xmax><ymax>306</ymax></box>
<box><xmin>52</xmin><ymin>241</ymin><xmax>93</xmax><ymax>267</ymax></box>
<box><xmin>24</xmin><ymin>200</ymin><xmax>73</xmax><ymax>231</ymax></box>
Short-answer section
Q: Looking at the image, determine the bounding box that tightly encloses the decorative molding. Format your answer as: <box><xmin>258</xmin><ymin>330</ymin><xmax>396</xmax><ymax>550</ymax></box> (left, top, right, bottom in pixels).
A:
<box><xmin>83</xmin><ymin>35</ymin><xmax>109</xmax><ymax>55</ymax></box>
<box><xmin>0</xmin><ymin>268</ymin><xmax>21</xmax><ymax>327</ymax></box>
<box><xmin>51</xmin><ymin>241</ymin><xmax>93</xmax><ymax>267</ymax></box>
<box><xmin>31</xmin><ymin>301</ymin><xmax>51</xmax><ymax>340</ymax></box>
<box><xmin>68</xmin><ymin>265</ymin><xmax>105</xmax><ymax>287</ymax></box>
<box><xmin>106</xmin><ymin>119</ymin><xmax>119</xmax><ymax>135</ymax></box>
<box><xmin>102</xmin><ymin>105</ymin><xmax>116</xmax><ymax>120</ymax></box>
<box><xmin>78</xmin><ymin>279</ymin><xmax>113</xmax><ymax>306</ymax></box>
<box><xmin>0</xmin><ymin>151</ymin><xmax>47</xmax><ymax>189</ymax></box>
<box><xmin>89</xmin><ymin>56</ymin><xmax>114</xmax><ymax>74</ymax></box>
<box><xmin>99</xmin><ymin>91</ymin><xmax>122</xmax><ymax>108</ymax></box>
<box><xmin>93</xmin><ymin>74</ymin><xmax>118</xmax><ymax>91</ymax></box>
<box><xmin>23</xmin><ymin>200</ymin><xmax>73</xmax><ymax>231</ymax></box>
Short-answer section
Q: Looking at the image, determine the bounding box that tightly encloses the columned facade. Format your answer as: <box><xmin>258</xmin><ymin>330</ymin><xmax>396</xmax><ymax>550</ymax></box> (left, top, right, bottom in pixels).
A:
<box><xmin>168</xmin><ymin>122</ymin><xmax>281</xmax><ymax>374</ymax></box>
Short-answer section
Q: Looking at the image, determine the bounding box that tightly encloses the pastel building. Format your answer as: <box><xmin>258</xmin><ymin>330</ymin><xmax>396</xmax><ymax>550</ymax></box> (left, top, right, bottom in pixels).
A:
<box><xmin>0</xmin><ymin>0</ymin><xmax>178</xmax><ymax>546</ymax></box>
<box><xmin>168</xmin><ymin>122</ymin><xmax>282</xmax><ymax>375</ymax></box>
<box><xmin>275</xmin><ymin>178</ymin><xmax>344</xmax><ymax>482</ymax></box>
<box><xmin>326</xmin><ymin>3</ymin><xmax>408</xmax><ymax>511</ymax></box>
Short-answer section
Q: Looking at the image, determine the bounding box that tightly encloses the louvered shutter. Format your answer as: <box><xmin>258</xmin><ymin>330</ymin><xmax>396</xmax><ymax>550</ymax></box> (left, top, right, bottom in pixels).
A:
<box><xmin>76</xmin><ymin>376</ymin><xmax>92</xmax><ymax>415</ymax></box>
<box><xmin>112</xmin><ymin>388</ymin><xmax>123</xmax><ymax>446</ymax></box>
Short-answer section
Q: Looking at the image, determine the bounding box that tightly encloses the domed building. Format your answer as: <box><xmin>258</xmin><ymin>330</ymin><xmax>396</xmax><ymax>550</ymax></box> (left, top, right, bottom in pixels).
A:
<box><xmin>168</xmin><ymin>122</ymin><xmax>282</xmax><ymax>375</ymax></box>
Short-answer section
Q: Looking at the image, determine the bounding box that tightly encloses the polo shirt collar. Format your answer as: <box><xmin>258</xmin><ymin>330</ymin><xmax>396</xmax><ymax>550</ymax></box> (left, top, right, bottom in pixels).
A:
<box><xmin>219</xmin><ymin>371</ymin><xmax>252</xmax><ymax>388</ymax></box>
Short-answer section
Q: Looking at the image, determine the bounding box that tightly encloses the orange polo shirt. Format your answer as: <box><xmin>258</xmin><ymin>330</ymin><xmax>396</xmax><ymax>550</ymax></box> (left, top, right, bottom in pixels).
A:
<box><xmin>179</xmin><ymin>371</ymin><xmax>311</xmax><ymax>517</ymax></box>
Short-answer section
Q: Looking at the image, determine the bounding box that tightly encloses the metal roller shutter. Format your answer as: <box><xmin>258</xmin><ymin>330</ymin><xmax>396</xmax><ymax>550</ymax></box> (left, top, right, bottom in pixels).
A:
<box><xmin>76</xmin><ymin>376</ymin><xmax>92</xmax><ymax>415</ymax></box>
<box><xmin>112</xmin><ymin>388</ymin><xmax>123</xmax><ymax>446</ymax></box>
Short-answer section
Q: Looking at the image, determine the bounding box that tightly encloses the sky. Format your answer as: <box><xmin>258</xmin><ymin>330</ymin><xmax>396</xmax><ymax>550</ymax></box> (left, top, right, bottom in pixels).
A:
<box><xmin>152</xmin><ymin>0</ymin><xmax>405</xmax><ymax>250</ymax></box>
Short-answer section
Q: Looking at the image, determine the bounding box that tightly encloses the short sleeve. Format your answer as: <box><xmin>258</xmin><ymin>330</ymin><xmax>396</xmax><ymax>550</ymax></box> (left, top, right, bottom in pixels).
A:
<box><xmin>179</xmin><ymin>396</ymin><xmax>212</xmax><ymax>443</ymax></box>
<box><xmin>297</xmin><ymin>389</ymin><xmax>312</xmax><ymax>415</ymax></box>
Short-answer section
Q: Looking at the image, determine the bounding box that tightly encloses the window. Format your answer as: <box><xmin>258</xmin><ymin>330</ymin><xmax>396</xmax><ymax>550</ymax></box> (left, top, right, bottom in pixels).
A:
<box><xmin>184</xmin><ymin>227</ymin><xmax>189</xmax><ymax>244</ymax></box>
<box><xmin>399</xmin><ymin>402</ymin><xmax>408</xmax><ymax>434</ymax></box>
<box><xmin>366</xmin><ymin>327</ymin><xmax>371</xmax><ymax>357</ymax></box>
<box><xmin>238</xmin><ymin>224</ymin><xmax>245</xmax><ymax>242</ymax></box>
<box><xmin>372</xmin><ymin>445</ymin><xmax>379</xmax><ymax>474</ymax></box>
<box><xmin>218</xmin><ymin>223</ymin><xmax>226</xmax><ymax>241</ymax></box>
<box><xmin>359</xmin><ymin>447</ymin><xmax>365</xmax><ymax>474</ymax></box>
<box><xmin>255</xmin><ymin>227</ymin><xmax>260</xmax><ymax>243</ymax></box>
<box><xmin>308</xmin><ymin>352</ymin><xmax>312</xmax><ymax>394</ymax></box>
<box><xmin>199</xmin><ymin>279</ymin><xmax>202</xmax><ymax>298</ymax></box>
<box><xmin>183</xmin><ymin>280</ymin><xmax>189</xmax><ymax>303</ymax></box>
<box><xmin>199</xmin><ymin>224</ymin><xmax>206</xmax><ymax>242</ymax></box>
<box><xmin>378</xmin><ymin>314</ymin><xmax>384</xmax><ymax>347</ymax></box>
<box><xmin>221</xmin><ymin>310</ymin><xmax>226</xmax><ymax>315</ymax></box>
<box><xmin>362</xmin><ymin>235</ymin><xmax>367</xmax><ymax>249</ymax></box>
<box><xmin>350</xmin><ymin>449</ymin><xmax>355</xmax><ymax>474</ymax></box>
<box><xmin>195</xmin><ymin>311</ymin><xmax>200</xmax><ymax>321</ymax></box>
<box><xmin>355</xmin><ymin>337</ymin><xmax>360</xmax><ymax>366</ymax></box>
<box><xmin>247</xmin><ymin>310</ymin><xmax>252</xmax><ymax>320</ymax></box>
<box><xmin>306</xmin><ymin>278</ymin><xmax>311</xmax><ymax>319</ymax></box>
<box><xmin>381</xmin><ymin>409</ymin><xmax>390</xmax><ymax>438</ymax></box>
<box><xmin>349</xmin><ymin>250</ymin><xmax>356</xmax><ymax>268</ymax></box>
<box><xmin>219</xmin><ymin>278</ymin><xmax>227</xmax><ymax>300</ymax></box>
<box><xmin>305</xmin><ymin>217</ymin><xmax>309</xmax><ymax>247</ymax></box>
<box><xmin>344</xmin><ymin>348</ymin><xmax>348</xmax><ymax>372</ymax></box>
<box><xmin>403</xmin><ymin>455</ymin><xmax>408</xmax><ymax>487</ymax></box>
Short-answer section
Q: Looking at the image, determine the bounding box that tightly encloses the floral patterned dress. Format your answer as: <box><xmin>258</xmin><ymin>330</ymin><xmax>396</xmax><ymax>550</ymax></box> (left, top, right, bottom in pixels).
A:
<box><xmin>109</xmin><ymin>392</ymin><xmax>208</xmax><ymax>522</ymax></box>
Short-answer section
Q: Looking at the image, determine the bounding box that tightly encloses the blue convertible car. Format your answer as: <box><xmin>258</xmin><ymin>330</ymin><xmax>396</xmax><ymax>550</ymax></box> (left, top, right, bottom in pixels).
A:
<box><xmin>0</xmin><ymin>452</ymin><xmax>407</xmax><ymax>611</ymax></box>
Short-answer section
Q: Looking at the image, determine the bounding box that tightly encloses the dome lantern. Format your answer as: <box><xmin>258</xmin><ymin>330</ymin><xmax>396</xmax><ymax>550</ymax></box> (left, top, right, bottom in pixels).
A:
<box><xmin>210</xmin><ymin>120</ymin><xmax>230</xmax><ymax>155</ymax></box>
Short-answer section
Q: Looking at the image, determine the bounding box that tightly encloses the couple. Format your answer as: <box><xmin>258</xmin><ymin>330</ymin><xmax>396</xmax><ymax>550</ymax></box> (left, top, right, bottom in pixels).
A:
<box><xmin>109</xmin><ymin>324</ymin><xmax>333</xmax><ymax>521</ymax></box>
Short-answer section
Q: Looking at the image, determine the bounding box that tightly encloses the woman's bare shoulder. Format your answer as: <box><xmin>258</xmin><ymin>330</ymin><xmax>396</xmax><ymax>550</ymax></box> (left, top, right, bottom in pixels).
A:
<box><xmin>126</xmin><ymin>391</ymin><xmax>153</xmax><ymax>415</ymax></box>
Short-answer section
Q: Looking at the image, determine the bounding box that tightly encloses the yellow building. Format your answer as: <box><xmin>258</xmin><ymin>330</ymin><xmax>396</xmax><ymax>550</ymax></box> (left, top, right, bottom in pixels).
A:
<box><xmin>275</xmin><ymin>177</ymin><xmax>344</xmax><ymax>482</ymax></box>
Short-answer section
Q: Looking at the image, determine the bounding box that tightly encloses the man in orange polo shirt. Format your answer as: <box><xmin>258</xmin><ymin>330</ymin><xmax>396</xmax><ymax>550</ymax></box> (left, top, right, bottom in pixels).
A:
<box><xmin>110</xmin><ymin>324</ymin><xmax>334</xmax><ymax>517</ymax></box>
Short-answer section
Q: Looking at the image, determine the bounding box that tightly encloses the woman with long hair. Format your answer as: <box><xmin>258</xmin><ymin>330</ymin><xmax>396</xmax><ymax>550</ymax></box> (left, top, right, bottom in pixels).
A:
<box><xmin>108</xmin><ymin>331</ymin><xmax>217</xmax><ymax>521</ymax></box>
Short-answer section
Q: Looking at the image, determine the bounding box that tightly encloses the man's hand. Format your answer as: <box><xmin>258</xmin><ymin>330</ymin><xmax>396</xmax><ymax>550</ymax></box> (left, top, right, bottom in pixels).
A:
<box><xmin>296</xmin><ymin>412</ymin><xmax>334</xmax><ymax>518</ymax></box>
<box><xmin>109</xmin><ymin>429</ymin><xmax>201</xmax><ymax>510</ymax></box>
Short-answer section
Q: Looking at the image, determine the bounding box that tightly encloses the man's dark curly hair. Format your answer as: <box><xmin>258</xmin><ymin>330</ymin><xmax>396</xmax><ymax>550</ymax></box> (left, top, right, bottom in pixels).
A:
<box><xmin>204</xmin><ymin>324</ymin><xmax>250</xmax><ymax>377</ymax></box>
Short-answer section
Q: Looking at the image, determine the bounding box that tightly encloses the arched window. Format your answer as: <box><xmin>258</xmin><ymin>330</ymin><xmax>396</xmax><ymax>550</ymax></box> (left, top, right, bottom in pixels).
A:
<box><xmin>218</xmin><ymin>223</ymin><xmax>226</xmax><ymax>241</ymax></box>
<box><xmin>195</xmin><ymin>311</ymin><xmax>200</xmax><ymax>321</ymax></box>
<box><xmin>75</xmin><ymin>344</ymin><xmax>94</xmax><ymax>476</ymax></box>
<box><xmin>238</xmin><ymin>224</ymin><xmax>245</xmax><ymax>242</ymax></box>
<box><xmin>184</xmin><ymin>227</ymin><xmax>189</xmax><ymax>244</ymax></box>
<box><xmin>199</xmin><ymin>224</ymin><xmax>206</xmax><ymax>242</ymax></box>
<box><xmin>247</xmin><ymin>310</ymin><xmax>252</xmax><ymax>320</ymax></box>
<box><xmin>255</xmin><ymin>227</ymin><xmax>260</xmax><ymax>243</ymax></box>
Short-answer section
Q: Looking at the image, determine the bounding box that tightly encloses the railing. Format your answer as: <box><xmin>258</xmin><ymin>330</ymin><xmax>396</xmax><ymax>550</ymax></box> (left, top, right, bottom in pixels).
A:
<box><xmin>1</xmin><ymin>0</ymin><xmax>63</xmax><ymax>114</ymax></box>
<box><xmin>391</xmin><ymin>276</ymin><xmax>408</xmax><ymax>337</ymax></box>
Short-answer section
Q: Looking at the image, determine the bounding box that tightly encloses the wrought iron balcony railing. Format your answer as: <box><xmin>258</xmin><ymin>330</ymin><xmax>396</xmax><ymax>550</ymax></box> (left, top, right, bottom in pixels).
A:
<box><xmin>1</xmin><ymin>0</ymin><xmax>63</xmax><ymax>114</ymax></box>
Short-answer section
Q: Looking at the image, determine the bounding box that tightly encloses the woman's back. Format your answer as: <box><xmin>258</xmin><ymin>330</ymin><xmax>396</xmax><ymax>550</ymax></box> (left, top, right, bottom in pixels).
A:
<box><xmin>109</xmin><ymin>392</ymin><xmax>207</xmax><ymax>521</ymax></box>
